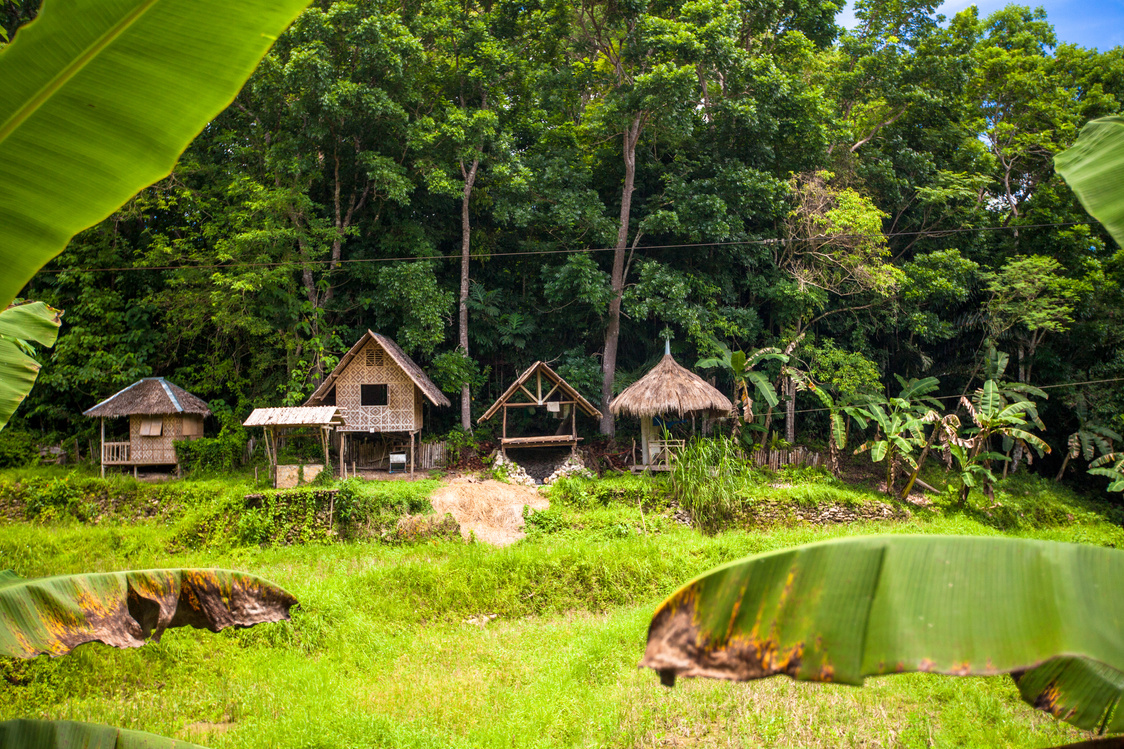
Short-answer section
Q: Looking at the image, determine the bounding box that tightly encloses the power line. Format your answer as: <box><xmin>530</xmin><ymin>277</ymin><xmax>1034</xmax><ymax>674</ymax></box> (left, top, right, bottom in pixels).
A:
<box><xmin>33</xmin><ymin>220</ymin><xmax>1103</xmax><ymax>275</ymax></box>
<box><xmin>784</xmin><ymin>377</ymin><xmax>1124</xmax><ymax>417</ymax></box>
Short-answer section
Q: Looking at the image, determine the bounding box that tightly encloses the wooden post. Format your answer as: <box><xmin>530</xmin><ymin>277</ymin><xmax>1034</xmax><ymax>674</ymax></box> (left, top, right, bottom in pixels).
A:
<box><xmin>641</xmin><ymin>416</ymin><xmax>652</xmax><ymax>467</ymax></box>
<box><xmin>100</xmin><ymin>418</ymin><xmax>105</xmax><ymax>478</ymax></box>
<box><xmin>502</xmin><ymin>405</ymin><xmax>507</xmax><ymax>441</ymax></box>
<box><xmin>410</xmin><ymin>431</ymin><xmax>416</xmax><ymax>475</ymax></box>
<box><xmin>339</xmin><ymin>431</ymin><xmax>345</xmax><ymax>478</ymax></box>
<box><xmin>321</xmin><ymin>427</ymin><xmax>330</xmax><ymax>470</ymax></box>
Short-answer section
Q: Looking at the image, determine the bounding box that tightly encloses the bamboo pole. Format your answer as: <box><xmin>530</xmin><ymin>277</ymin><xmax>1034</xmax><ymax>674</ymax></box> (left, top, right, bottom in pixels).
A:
<box><xmin>100</xmin><ymin>418</ymin><xmax>105</xmax><ymax>478</ymax></box>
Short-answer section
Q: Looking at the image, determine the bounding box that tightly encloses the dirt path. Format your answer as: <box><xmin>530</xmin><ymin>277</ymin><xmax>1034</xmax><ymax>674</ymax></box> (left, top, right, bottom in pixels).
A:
<box><xmin>430</xmin><ymin>476</ymin><xmax>548</xmax><ymax>546</ymax></box>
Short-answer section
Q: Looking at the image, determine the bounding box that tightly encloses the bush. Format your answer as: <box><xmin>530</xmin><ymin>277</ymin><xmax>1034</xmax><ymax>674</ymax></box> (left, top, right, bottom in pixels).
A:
<box><xmin>174</xmin><ymin>421</ymin><xmax>246</xmax><ymax>474</ymax></box>
<box><xmin>0</xmin><ymin>431</ymin><xmax>39</xmax><ymax>469</ymax></box>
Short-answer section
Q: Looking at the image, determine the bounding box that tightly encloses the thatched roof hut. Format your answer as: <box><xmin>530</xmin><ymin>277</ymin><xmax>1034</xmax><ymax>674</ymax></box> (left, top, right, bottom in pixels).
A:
<box><xmin>83</xmin><ymin>378</ymin><xmax>211</xmax><ymax>418</ymax></box>
<box><xmin>610</xmin><ymin>353</ymin><xmax>732</xmax><ymax>419</ymax></box>
<box><xmin>610</xmin><ymin>346</ymin><xmax>732</xmax><ymax>470</ymax></box>
<box><xmin>84</xmin><ymin>378</ymin><xmax>211</xmax><ymax>476</ymax></box>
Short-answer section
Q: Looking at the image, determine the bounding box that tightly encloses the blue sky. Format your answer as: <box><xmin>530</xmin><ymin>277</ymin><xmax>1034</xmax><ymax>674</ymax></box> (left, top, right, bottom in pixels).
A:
<box><xmin>837</xmin><ymin>0</ymin><xmax>1124</xmax><ymax>51</ymax></box>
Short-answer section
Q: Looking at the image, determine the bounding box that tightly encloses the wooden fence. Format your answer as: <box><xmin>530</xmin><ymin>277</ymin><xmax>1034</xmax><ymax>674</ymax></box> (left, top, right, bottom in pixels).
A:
<box><xmin>751</xmin><ymin>446</ymin><xmax>824</xmax><ymax>471</ymax></box>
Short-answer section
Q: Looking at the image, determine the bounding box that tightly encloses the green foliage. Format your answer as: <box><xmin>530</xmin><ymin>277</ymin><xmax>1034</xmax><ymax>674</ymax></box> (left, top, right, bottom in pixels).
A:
<box><xmin>669</xmin><ymin>437</ymin><xmax>756</xmax><ymax>533</ymax></box>
<box><xmin>0</xmin><ymin>432</ymin><xmax>39</xmax><ymax>470</ymax></box>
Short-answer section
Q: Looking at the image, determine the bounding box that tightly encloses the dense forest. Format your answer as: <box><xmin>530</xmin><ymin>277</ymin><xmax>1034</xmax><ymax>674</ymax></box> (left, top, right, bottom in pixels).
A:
<box><xmin>10</xmin><ymin>0</ymin><xmax>1124</xmax><ymax>488</ymax></box>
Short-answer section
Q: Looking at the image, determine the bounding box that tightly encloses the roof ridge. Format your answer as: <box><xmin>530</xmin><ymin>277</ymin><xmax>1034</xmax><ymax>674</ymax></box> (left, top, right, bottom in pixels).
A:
<box><xmin>158</xmin><ymin>378</ymin><xmax>184</xmax><ymax>413</ymax></box>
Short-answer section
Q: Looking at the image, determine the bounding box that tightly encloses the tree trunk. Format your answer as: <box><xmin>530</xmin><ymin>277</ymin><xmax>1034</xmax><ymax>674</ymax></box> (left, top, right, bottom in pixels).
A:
<box><xmin>1055</xmin><ymin>453</ymin><xmax>1071</xmax><ymax>482</ymax></box>
<box><xmin>600</xmin><ymin>114</ymin><xmax>643</xmax><ymax>435</ymax></box>
<box><xmin>784</xmin><ymin>378</ymin><xmax>796</xmax><ymax>444</ymax></box>
<box><xmin>459</xmin><ymin>158</ymin><xmax>480</xmax><ymax>432</ymax></box>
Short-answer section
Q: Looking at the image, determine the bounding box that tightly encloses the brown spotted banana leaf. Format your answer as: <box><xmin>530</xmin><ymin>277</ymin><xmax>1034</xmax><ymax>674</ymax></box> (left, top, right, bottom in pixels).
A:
<box><xmin>0</xmin><ymin>568</ymin><xmax>297</xmax><ymax>658</ymax></box>
<box><xmin>0</xmin><ymin>719</ymin><xmax>208</xmax><ymax>748</ymax></box>
<box><xmin>641</xmin><ymin>536</ymin><xmax>1124</xmax><ymax>734</ymax></box>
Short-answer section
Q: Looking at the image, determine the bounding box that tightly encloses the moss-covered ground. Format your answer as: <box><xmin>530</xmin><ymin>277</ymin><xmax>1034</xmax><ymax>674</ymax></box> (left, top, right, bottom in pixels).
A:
<box><xmin>0</xmin><ymin>464</ymin><xmax>1121</xmax><ymax>748</ymax></box>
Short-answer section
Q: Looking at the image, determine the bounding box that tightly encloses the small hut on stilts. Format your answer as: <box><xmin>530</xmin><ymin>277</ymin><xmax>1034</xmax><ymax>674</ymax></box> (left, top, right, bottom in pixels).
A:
<box><xmin>83</xmin><ymin>378</ymin><xmax>211</xmax><ymax>477</ymax></box>
<box><xmin>610</xmin><ymin>341</ymin><xmax>733</xmax><ymax>472</ymax></box>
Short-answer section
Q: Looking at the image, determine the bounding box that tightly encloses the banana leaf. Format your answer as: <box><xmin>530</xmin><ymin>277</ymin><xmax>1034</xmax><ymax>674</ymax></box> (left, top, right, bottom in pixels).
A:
<box><xmin>1055</xmin><ymin>116</ymin><xmax>1124</xmax><ymax>248</ymax></box>
<box><xmin>0</xmin><ymin>301</ymin><xmax>62</xmax><ymax>430</ymax></box>
<box><xmin>0</xmin><ymin>568</ymin><xmax>297</xmax><ymax>658</ymax></box>
<box><xmin>0</xmin><ymin>719</ymin><xmax>207</xmax><ymax>749</ymax></box>
<box><xmin>0</xmin><ymin>0</ymin><xmax>312</xmax><ymax>309</ymax></box>
<box><xmin>640</xmin><ymin>536</ymin><xmax>1124</xmax><ymax>734</ymax></box>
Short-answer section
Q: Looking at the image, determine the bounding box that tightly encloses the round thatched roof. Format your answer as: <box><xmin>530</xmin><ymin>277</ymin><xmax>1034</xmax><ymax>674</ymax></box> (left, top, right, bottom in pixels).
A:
<box><xmin>83</xmin><ymin>378</ymin><xmax>211</xmax><ymax>418</ymax></box>
<box><xmin>610</xmin><ymin>355</ymin><xmax>733</xmax><ymax>419</ymax></box>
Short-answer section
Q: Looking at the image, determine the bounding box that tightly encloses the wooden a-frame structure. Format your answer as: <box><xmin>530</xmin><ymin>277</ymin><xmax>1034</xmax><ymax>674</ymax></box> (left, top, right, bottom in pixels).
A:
<box><xmin>478</xmin><ymin>361</ymin><xmax>601</xmax><ymax>453</ymax></box>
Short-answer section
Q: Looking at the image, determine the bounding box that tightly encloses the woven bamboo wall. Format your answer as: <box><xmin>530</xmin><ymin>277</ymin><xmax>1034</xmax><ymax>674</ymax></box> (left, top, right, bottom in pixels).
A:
<box><xmin>335</xmin><ymin>339</ymin><xmax>420</xmax><ymax>433</ymax></box>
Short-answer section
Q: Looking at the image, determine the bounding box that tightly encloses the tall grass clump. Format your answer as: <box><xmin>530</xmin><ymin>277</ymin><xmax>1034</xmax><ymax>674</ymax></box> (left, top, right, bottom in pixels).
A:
<box><xmin>670</xmin><ymin>436</ymin><xmax>757</xmax><ymax>532</ymax></box>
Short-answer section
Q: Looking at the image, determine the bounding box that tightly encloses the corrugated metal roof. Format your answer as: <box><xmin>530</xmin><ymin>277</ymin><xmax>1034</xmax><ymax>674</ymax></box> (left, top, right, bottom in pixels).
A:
<box><xmin>243</xmin><ymin>406</ymin><xmax>342</xmax><ymax>428</ymax></box>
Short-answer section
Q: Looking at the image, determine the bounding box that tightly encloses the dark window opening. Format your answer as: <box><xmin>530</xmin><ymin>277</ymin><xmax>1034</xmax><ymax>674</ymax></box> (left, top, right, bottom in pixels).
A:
<box><xmin>361</xmin><ymin>384</ymin><xmax>388</xmax><ymax>406</ymax></box>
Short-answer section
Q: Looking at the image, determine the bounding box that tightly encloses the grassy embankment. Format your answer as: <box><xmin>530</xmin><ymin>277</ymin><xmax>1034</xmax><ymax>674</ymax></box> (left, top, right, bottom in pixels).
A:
<box><xmin>0</xmin><ymin>464</ymin><xmax>1121</xmax><ymax>748</ymax></box>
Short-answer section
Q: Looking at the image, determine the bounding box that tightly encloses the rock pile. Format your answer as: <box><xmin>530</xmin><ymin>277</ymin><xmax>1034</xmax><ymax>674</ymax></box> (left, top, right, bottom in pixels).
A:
<box><xmin>543</xmin><ymin>455</ymin><xmax>594</xmax><ymax>485</ymax></box>
<box><xmin>490</xmin><ymin>451</ymin><xmax>537</xmax><ymax>487</ymax></box>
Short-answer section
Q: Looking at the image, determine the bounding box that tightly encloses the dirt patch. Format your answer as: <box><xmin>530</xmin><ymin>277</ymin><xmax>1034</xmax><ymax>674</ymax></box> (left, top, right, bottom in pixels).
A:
<box><xmin>429</xmin><ymin>477</ymin><xmax>548</xmax><ymax>546</ymax></box>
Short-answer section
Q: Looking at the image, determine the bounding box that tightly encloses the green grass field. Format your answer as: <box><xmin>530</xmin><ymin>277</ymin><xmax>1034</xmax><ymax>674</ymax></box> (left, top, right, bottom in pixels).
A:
<box><xmin>0</xmin><ymin>465</ymin><xmax>1121</xmax><ymax>748</ymax></box>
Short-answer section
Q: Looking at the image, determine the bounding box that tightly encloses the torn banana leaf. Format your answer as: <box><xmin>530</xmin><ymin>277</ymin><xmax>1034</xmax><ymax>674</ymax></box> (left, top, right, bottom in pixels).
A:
<box><xmin>0</xmin><ymin>568</ymin><xmax>298</xmax><ymax>658</ymax></box>
<box><xmin>641</xmin><ymin>536</ymin><xmax>1124</xmax><ymax>734</ymax></box>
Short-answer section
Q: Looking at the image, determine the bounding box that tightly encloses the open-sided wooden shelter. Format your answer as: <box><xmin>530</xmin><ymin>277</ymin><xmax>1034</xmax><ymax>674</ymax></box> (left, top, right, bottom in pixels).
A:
<box><xmin>243</xmin><ymin>406</ymin><xmax>342</xmax><ymax>486</ymax></box>
<box><xmin>610</xmin><ymin>343</ymin><xmax>733</xmax><ymax>471</ymax></box>
<box><xmin>303</xmin><ymin>330</ymin><xmax>450</xmax><ymax>472</ymax></box>
<box><xmin>84</xmin><ymin>378</ymin><xmax>211</xmax><ymax>477</ymax></box>
<box><xmin>478</xmin><ymin>361</ymin><xmax>601</xmax><ymax>453</ymax></box>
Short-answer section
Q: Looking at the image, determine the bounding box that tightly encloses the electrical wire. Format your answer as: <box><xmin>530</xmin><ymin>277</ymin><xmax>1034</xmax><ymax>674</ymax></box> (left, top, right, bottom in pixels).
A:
<box><xmin>32</xmin><ymin>220</ymin><xmax>1104</xmax><ymax>275</ymax></box>
<box><xmin>781</xmin><ymin>377</ymin><xmax>1124</xmax><ymax>417</ymax></box>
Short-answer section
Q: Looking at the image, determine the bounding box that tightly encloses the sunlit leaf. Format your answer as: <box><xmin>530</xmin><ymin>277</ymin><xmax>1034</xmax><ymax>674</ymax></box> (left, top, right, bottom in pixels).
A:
<box><xmin>0</xmin><ymin>301</ymin><xmax>62</xmax><ymax>430</ymax></box>
<box><xmin>0</xmin><ymin>0</ymin><xmax>312</xmax><ymax>308</ymax></box>
<box><xmin>641</xmin><ymin>536</ymin><xmax>1124</xmax><ymax>733</ymax></box>
<box><xmin>1055</xmin><ymin>116</ymin><xmax>1124</xmax><ymax>248</ymax></box>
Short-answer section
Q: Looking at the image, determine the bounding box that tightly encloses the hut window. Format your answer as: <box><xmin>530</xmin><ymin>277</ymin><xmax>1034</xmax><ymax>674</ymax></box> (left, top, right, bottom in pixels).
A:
<box><xmin>139</xmin><ymin>417</ymin><xmax>163</xmax><ymax>437</ymax></box>
<box><xmin>182</xmin><ymin>417</ymin><xmax>203</xmax><ymax>437</ymax></box>
<box><xmin>361</xmin><ymin>384</ymin><xmax>388</xmax><ymax>406</ymax></box>
<box><xmin>365</xmin><ymin>348</ymin><xmax>385</xmax><ymax>367</ymax></box>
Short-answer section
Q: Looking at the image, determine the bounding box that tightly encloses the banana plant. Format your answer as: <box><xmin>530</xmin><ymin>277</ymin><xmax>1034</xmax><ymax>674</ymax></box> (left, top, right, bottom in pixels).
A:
<box><xmin>0</xmin><ymin>301</ymin><xmax>62</xmax><ymax>431</ymax></box>
<box><xmin>1055</xmin><ymin>398</ymin><xmax>1120</xmax><ymax>481</ymax></box>
<box><xmin>854</xmin><ymin>376</ymin><xmax>941</xmax><ymax>495</ymax></box>
<box><xmin>957</xmin><ymin>380</ymin><xmax>1051</xmax><ymax>502</ymax></box>
<box><xmin>641</xmin><ymin>536</ymin><xmax>1124</xmax><ymax>742</ymax></box>
<box><xmin>1089</xmin><ymin>452</ymin><xmax>1124</xmax><ymax>493</ymax></box>
<box><xmin>809</xmin><ymin>386</ymin><xmax>870</xmax><ymax>476</ymax></box>
<box><xmin>697</xmin><ymin>343</ymin><xmax>787</xmax><ymax>441</ymax></box>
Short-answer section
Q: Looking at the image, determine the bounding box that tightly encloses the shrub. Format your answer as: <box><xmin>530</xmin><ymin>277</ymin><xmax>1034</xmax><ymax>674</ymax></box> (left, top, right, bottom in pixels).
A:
<box><xmin>0</xmin><ymin>431</ymin><xmax>39</xmax><ymax>469</ymax></box>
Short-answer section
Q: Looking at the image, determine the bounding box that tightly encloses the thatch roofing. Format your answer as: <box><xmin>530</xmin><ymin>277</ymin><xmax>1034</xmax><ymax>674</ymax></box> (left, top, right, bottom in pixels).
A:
<box><xmin>243</xmin><ymin>407</ymin><xmax>342</xmax><ymax>428</ymax></box>
<box><xmin>304</xmin><ymin>330</ymin><xmax>451</xmax><ymax>408</ymax></box>
<box><xmin>479</xmin><ymin>361</ymin><xmax>601</xmax><ymax>422</ymax></box>
<box><xmin>83</xmin><ymin>378</ymin><xmax>211</xmax><ymax>418</ymax></box>
<box><xmin>610</xmin><ymin>354</ymin><xmax>733</xmax><ymax>419</ymax></box>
